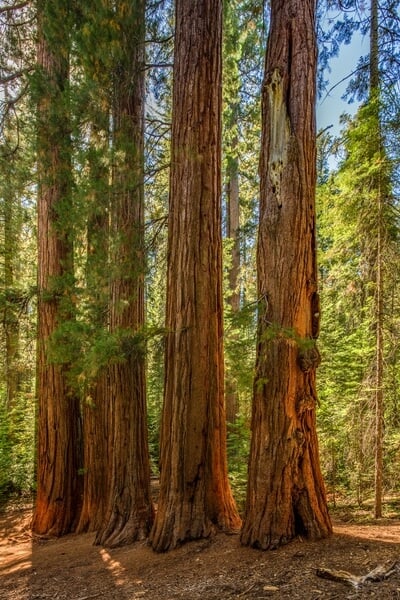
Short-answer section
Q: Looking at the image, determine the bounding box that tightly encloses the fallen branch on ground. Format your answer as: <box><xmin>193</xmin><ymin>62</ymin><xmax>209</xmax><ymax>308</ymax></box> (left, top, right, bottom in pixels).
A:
<box><xmin>316</xmin><ymin>560</ymin><xmax>399</xmax><ymax>589</ymax></box>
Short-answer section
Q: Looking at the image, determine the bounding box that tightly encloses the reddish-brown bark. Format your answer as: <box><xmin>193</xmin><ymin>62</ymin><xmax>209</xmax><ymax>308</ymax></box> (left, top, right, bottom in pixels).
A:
<box><xmin>76</xmin><ymin>79</ymin><xmax>111</xmax><ymax>535</ymax></box>
<box><xmin>32</xmin><ymin>0</ymin><xmax>82</xmax><ymax>536</ymax></box>
<box><xmin>94</xmin><ymin>0</ymin><xmax>153</xmax><ymax>547</ymax></box>
<box><xmin>150</xmin><ymin>0</ymin><xmax>241</xmax><ymax>553</ymax></box>
<box><xmin>240</xmin><ymin>0</ymin><xmax>332</xmax><ymax>550</ymax></box>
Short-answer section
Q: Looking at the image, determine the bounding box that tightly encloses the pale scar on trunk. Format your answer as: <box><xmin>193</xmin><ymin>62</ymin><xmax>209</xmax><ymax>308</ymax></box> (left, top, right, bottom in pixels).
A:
<box><xmin>266</xmin><ymin>68</ymin><xmax>291</xmax><ymax>207</ymax></box>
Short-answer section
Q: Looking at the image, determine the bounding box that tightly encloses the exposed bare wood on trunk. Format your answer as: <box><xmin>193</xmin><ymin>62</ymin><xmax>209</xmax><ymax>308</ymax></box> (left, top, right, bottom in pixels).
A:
<box><xmin>240</xmin><ymin>0</ymin><xmax>332</xmax><ymax>550</ymax></box>
<box><xmin>150</xmin><ymin>0</ymin><xmax>241</xmax><ymax>552</ymax></box>
<box><xmin>94</xmin><ymin>0</ymin><xmax>154</xmax><ymax>547</ymax></box>
<box><xmin>32</xmin><ymin>0</ymin><xmax>82</xmax><ymax>536</ymax></box>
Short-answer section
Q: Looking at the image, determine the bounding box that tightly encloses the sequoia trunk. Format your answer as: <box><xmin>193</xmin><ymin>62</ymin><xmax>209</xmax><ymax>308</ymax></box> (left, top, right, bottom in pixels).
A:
<box><xmin>150</xmin><ymin>0</ymin><xmax>241</xmax><ymax>552</ymax></box>
<box><xmin>32</xmin><ymin>0</ymin><xmax>82</xmax><ymax>536</ymax></box>
<box><xmin>76</xmin><ymin>3</ymin><xmax>113</xmax><ymax>533</ymax></box>
<box><xmin>94</xmin><ymin>0</ymin><xmax>154</xmax><ymax>546</ymax></box>
<box><xmin>240</xmin><ymin>0</ymin><xmax>332</xmax><ymax>549</ymax></box>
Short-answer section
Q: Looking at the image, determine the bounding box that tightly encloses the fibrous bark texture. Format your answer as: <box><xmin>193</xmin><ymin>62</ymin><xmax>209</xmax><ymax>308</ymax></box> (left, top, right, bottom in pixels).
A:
<box><xmin>76</xmin><ymin>54</ymin><xmax>111</xmax><ymax>535</ymax></box>
<box><xmin>94</xmin><ymin>0</ymin><xmax>153</xmax><ymax>547</ymax></box>
<box><xmin>32</xmin><ymin>0</ymin><xmax>82</xmax><ymax>536</ymax></box>
<box><xmin>150</xmin><ymin>0</ymin><xmax>241</xmax><ymax>552</ymax></box>
<box><xmin>240</xmin><ymin>0</ymin><xmax>332</xmax><ymax>550</ymax></box>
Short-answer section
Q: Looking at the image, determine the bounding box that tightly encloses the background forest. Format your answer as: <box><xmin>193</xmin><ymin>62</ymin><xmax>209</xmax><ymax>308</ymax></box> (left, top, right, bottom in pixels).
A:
<box><xmin>0</xmin><ymin>0</ymin><xmax>399</xmax><ymax>522</ymax></box>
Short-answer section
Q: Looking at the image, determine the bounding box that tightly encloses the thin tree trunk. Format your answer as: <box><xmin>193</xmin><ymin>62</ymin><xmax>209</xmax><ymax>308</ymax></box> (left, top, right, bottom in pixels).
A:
<box><xmin>241</xmin><ymin>0</ymin><xmax>332</xmax><ymax>550</ymax></box>
<box><xmin>370</xmin><ymin>0</ymin><xmax>384</xmax><ymax>520</ymax></box>
<box><xmin>77</xmin><ymin>123</ymin><xmax>111</xmax><ymax>533</ymax></box>
<box><xmin>3</xmin><ymin>155</ymin><xmax>20</xmax><ymax>409</ymax></box>
<box><xmin>150</xmin><ymin>0</ymin><xmax>241</xmax><ymax>553</ymax></box>
<box><xmin>374</xmin><ymin>188</ymin><xmax>384</xmax><ymax>518</ymax></box>
<box><xmin>32</xmin><ymin>0</ymin><xmax>82</xmax><ymax>536</ymax></box>
<box><xmin>225</xmin><ymin>144</ymin><xmax>241</xmax><ymax>424</ymax></box>
<box><xmin>94</xmin><ymin>0</ymin><xmax>154</xmax><ymax>547</ymax></box>
<box><xmin>223</xmin><ymin>0</ymin><xmax>242</xmax><ymax>424</ymax></box>
<box><xmin>226</xmin><ymin>151</ymin><xmax>241</xmax><ymax>316</ymax></box>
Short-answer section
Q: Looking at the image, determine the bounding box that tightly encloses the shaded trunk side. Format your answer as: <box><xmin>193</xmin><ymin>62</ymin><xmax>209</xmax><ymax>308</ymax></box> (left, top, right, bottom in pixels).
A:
<box><xmin>3</xmin><ymin>140</ymin><xmax>21</xmax><ymax>410</ymax></box>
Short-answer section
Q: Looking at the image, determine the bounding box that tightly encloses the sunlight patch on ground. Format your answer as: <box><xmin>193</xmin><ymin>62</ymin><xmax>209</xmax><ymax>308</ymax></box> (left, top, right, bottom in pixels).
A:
<box><xmin>99</xmin><ymin>548</ymin><xmax>127</xmax><ymax>586</ymax></box>
<box><xmin>334</xmin><ymin>524</ymin><xmax>400</xmax><ymax>544</ymax></box>
<box><xmin>0</xmin><ymin>545</ymin><xmax>32</xmax><ymax>574</ymax></box>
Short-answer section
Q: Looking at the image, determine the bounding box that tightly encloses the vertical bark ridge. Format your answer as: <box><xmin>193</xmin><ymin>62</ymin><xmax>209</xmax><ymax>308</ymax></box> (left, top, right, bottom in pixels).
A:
<box><xmin>94</xmin><ymin>0</ymin><xmax>154</xmax><ymax>548</ymax></box>
<box><xmin>32</xmin><ymin>0</ymin><xmax>82</xmax><ymax>537</ymax></box>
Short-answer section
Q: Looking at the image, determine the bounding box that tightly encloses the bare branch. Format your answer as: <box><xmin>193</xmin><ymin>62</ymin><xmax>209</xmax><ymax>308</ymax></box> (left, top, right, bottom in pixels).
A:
<box><xmin>0</xmin><ymin>1</ymin><xmax>30</xmax><ymax>14</ymax></box>
<box><xmin>0</xmin><ymin>68</ymin><xmax>31</xmax><ymax>85</ymax></box>
<box><xmin>144</xmin><ymin>62</ymin><xmax>173</xmax><ymax>70</ymax></box>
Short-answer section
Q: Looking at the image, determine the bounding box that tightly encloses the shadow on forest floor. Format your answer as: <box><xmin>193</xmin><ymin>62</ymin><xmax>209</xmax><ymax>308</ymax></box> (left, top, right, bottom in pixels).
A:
<box><xmin>1</xmin><ymin>503</ymin><xmax>400</xmax><ymax>599</ymax></box>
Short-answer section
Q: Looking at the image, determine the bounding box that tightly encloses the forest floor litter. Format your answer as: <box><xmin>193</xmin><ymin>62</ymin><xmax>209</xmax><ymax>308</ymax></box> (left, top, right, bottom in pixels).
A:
<box><xmin>1</xmin><ymin>502</ymin><xmax>400</xmax><ymax>599</ymax></box>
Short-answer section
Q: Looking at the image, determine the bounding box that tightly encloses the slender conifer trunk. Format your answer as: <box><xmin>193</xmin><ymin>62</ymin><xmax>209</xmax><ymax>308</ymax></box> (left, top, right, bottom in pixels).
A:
<box><xmin>3</xmin><ymin>119</ymin><xmax>20</xmax><ymax>410</ymax></box>
<box><xmin>370</xmin><ymin>0</ymin><xmax>384</xmax><ymax>519</ymax></box>
<box><xmin>223</xmin><ymin>1</ymin><xmax>242</xmax><ymax>423</ymax></box>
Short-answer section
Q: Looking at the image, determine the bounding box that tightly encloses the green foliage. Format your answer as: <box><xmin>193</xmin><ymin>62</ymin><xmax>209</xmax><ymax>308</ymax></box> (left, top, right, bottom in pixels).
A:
<box><xmin>0</xmin><ymin>389</ymin><xmax>35</xmax><ymax>505</ymax></box>
<box><xmin>0</xmin><ymin>393</ymin><xmax>13</xmax><ymax>501</ymax></box>
<box><xmin>227</xmin><ymin>415</ymin><xmax>250</xmax><ymax>512</ymax></box>
<box><xmin>224</xmin><ymin>295</ymin><xmax>257</xmax><ymax>400</ymax></box>
<box><xmin>316</xmin><ymin>97</ymin><xmax>400</xmax><ymax>505</ymax></box>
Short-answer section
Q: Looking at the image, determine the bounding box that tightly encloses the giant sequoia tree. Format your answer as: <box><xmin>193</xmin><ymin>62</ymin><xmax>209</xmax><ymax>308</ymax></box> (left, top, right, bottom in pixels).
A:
<box><xmin>75</xmin><ymin>0</ymin><xmax>113</xmax><ymax>534</ymax></box>
<box><xmin>95</xmin><ymin>0</ymin><xmax>154</xmax><ymax>547</ymax></box>
<box><xmin>241</xmin><ymin>0</ymin><xmax>332</xmax><ymax>549</ymax></box>
<box><xmin>150</xmin><ymin>0</ymin><xmax>241</xmax><ymax>552</ymax></box>
<box><xmin>32</xmin><ymin>0</ymin><xmax>81</xmax><ymax>536</ymax></box>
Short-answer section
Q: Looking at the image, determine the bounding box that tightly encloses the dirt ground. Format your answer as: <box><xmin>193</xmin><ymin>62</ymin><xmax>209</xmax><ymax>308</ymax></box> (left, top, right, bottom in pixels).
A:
<box><xmin>1</xmin><ymin>504</ymin><xmax>400</xmax><ymax>600</ymax></box>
